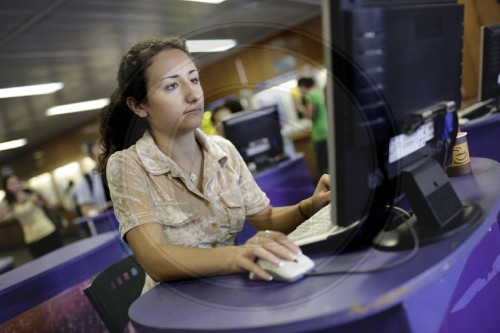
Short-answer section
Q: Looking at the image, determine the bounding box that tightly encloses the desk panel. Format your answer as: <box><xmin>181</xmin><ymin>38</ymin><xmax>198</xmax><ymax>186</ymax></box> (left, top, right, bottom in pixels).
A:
<box><xmin>0</xmin><ymin>231</ymin><xmax>127</xmax><ymax>323</ymax></box>
<box><xmin>129</xmin><ymin>158</ymin><xmax>500</xmax><ymax>332</ymax></box>
<box><xmin>438</xmin><ymin>221</ymin><xmax>500</xmax><ymax>333</ymax></box>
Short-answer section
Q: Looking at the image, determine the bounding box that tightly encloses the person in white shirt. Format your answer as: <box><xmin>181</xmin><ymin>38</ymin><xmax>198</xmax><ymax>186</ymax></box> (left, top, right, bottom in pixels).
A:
<box><xmin>74</xmin><ymin>141</ymin><xmax>112</xmax><ymax>218</ymax></box>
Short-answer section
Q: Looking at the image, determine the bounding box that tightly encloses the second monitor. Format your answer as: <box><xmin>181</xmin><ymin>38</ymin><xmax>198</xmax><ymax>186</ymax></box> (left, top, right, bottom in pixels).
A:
<box><xmin>222</xmin><ymin>105</ymin><xmax>288</xmax><ymax>172</ymax></box>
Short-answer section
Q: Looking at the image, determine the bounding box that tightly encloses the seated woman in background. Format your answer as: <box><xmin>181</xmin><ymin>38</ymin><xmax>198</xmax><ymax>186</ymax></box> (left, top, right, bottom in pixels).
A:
<box><xmin>210</xmin><ymin>105</ymin><xmax>234</xmax><ymax>137</ymax></box>
<box><xmin>0</xmin><ymin>174</ymin><xmax>64</xmax><ymax>259</ymax></box>
<box><xmin>99</xmin><ymin>36</ymin><xmax>330</xmax><ymax>293</ymax></box>
<box><xmin>210</xmin><ymin>99</ymin><xmax>245</xmax><ymax>137</ymax></box>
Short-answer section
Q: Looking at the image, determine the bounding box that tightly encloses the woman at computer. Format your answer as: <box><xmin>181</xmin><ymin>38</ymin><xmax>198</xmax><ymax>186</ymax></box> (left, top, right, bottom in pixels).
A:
<box><xmin>99</xmin><ymin>36</ymin><xmax>330</xmax><ymax>292</ymax></box>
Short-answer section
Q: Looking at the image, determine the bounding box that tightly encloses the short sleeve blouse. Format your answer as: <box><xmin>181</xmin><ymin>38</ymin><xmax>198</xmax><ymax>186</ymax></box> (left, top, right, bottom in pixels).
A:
<box><xmin>106</xmin><ymin>129</ymin><xmax>270</xmax><ymax>291</ymax></box>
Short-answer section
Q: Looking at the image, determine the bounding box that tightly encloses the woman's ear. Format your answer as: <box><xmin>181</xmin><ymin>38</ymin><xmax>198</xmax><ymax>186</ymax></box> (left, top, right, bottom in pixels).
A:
<box><xmin>126</xmin><ymin>97</ymin><xmax>147</xmax><ymax>118</ymax></box>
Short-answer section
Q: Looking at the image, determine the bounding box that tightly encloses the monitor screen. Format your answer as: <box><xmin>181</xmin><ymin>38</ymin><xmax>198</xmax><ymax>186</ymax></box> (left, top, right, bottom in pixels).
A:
<box><xmin>322</xmin><ymin>0</ymin><xmax>482</xmax><ymax>251</ymax></box>
<box><xmin>222</xmin><ymin>105</ymin><xmax>287</xmax><ymax>172</ymax></box>
<box><xmin>478</xmin><ymin>23</ymin><xmax>500</xmax><ymax>104</ymax></box>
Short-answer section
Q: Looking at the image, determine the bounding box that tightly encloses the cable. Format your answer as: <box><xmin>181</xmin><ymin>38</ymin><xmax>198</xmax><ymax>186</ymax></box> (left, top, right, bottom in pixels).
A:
<box><xmin>391</xmin><ymin>205</ymin><xmax>412</xmax><ymax>219</ymax></box>
<box><xmin>305</xmin><ymin>206</ymin><xmax>420</xmax><ymax>276</ymax></box>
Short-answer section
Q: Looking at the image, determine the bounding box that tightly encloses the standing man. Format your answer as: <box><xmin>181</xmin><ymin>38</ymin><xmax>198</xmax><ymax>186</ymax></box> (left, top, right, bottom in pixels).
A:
<box><xmin>74</xmin><ymin>140</ymin><xmax>112</xmax><ymax>218</ymax></box>
<box><xmin>297</xmin><ymin>77</ymin><xmax>329</xmax><ymax>180</ymax></box>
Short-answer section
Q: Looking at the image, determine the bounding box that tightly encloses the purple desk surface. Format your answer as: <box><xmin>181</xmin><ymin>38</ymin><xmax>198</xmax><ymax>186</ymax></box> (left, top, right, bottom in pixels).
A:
<box><xmin>129</xmin><ymin>158</ymin><xmax>500</xmax><ymax>333</ymax></box>
<box><xmin>0</xmin><ymin>231</ymin><xmax>127</xmax><ymax>323</ymax></box>
<box><xmin>253</xmin><ymin>154</ymin><xmax>315</xmax><ymax>206</ymax></box>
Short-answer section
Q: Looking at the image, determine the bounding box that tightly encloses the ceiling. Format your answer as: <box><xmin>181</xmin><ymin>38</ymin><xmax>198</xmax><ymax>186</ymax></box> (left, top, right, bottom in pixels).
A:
<box><xmin>0</xmin><ymin>0</ymin><xmax>321</xmax><ymax>165</ymax></box>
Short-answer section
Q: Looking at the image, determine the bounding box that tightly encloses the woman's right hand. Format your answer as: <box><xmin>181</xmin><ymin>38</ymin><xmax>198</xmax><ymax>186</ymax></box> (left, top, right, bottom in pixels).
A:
<box><xmin>232</xmin><ymin>230</ymin><xmax>301</xmax><ymax>281</ymax></box>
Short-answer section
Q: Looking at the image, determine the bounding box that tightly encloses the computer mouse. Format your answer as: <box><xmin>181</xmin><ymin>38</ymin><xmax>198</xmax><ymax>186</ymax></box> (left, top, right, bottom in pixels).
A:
<box><xmin>253</xmin><ymin>253</ymin><xmax>315</xmax><ymax>282</ymax></box>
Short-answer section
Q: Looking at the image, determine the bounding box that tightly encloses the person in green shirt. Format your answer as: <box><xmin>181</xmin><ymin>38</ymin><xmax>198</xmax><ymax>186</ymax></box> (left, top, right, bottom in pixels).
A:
<box><xmin>298</xmin><ymin>77</ymin><xmax>329</xmax><ymax>180</ymax></box>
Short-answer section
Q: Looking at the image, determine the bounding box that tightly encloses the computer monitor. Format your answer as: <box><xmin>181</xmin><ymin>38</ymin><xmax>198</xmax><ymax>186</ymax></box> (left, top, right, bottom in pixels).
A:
<box><xmin>478</xmin><ymin>22</ymin><xmax>500</xmax><ymax>107</ymax></box>
<box><xmin>322</xmin><ymin>0</ymin><xmax>482</xmax><ymax>251</ymax></box>
<box><xmin>222</xmin><ymin>105</ymin><xmax>287</xmax><ymax>172</ymax></box>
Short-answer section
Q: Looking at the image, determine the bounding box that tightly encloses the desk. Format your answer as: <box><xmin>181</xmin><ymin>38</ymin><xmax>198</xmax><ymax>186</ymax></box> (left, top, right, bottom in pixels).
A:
<box><xmin>461</xmin><ymin>112</ymin><xmax>500</xmax><ymax>162</ymax></box>
<box><xmin>0</xmin><ymin>231</ymin><xmax>126</xmax><ymax>323</ymax></box>
<box><xmin>73</xmin><ymin>209</ymin><xmax>119</xmax><ymax>236</ymax></box>
<box><xmin>129</xmin><ymin>158</ymin><xmax>500</xmax><ymax>333</ymax></box>
<box><xmin>0</xmin><ymin>256</ymin><xmax>14</xmax><ymax>274</ymax></box>
<box><xmin>253</xmin><ymin>154</ymin><xmax>315</xmax><ymax>207</ymax></box>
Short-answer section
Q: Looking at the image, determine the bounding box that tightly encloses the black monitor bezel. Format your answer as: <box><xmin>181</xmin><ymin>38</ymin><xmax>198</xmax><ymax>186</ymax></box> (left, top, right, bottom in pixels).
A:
<box><xmin>322</xmin><ymin>0</ymin><xmax>468</xmax><ymax>250</ymax></box>
<box><xmin>222</xmin><ymin>105</ymin><xmax>286</xmax><ymax>171</ymax></box>
<box><xmin>478</xmin><ymin>22</ymin><xmax>500</xmax><ymax>103</ymax></box>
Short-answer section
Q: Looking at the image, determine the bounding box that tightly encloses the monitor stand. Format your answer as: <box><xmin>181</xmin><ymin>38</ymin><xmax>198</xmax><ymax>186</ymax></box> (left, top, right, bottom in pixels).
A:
<box><xmin>372</xmin><ymin>157</ymin><xmax>483</xmax><ymax>251</ymax></box>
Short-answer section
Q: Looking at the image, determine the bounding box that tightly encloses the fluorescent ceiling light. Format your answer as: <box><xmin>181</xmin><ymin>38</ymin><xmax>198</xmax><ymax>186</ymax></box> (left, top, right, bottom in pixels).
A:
<box><xmin>46</xmin><ymin>98</ymin><xmax>110</xmax><ymax>116</ymax></box>
<box><xmin>0</xmin><ymin>82</ymin><xmax>64</xmax><ymax>99</ymax></box>
<box><xmin>187</xmin><ymin>39</ymin><xmax>236</xmax><ymax>52</ymax></box>
<box><xmin>183</xmin><ymin>0</ymin><xmax>226</xmax><ymax>3</ymax></box>
<box><xmin>0</xmin><ymin>138</ymin><xmax>27</xmax><ymax>151</ymax></box>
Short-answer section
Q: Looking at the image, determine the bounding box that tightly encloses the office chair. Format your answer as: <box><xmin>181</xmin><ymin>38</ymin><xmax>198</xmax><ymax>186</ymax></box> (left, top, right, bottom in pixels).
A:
<box><xmin>84</xmin><ymin>255</ymin><xmax>145</xmax><ymax>333</ymax></box>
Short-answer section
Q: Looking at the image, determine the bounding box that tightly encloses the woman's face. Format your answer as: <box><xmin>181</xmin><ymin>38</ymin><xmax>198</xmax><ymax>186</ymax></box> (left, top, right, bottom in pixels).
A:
<box><xmin>139</xmin><ymin>49</ymin><xmax>204</xmax><ymax>137</ymax></box>
<box><xmin>6</xmin><ymin>176</ymin><xmax>22</xmax><ymax>194</ymax></box>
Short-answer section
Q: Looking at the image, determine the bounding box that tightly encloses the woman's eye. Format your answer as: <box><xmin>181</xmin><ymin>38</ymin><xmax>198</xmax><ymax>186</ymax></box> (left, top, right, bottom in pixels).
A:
<box><xmin>166</xmin><ymin>83</ymin><xmax>178</xmax><ymax>90</ymax></box>
<box><xmin>191</xmin><ymin>77</ymin><xmax>199</xmax><ymax>84</ymax></box>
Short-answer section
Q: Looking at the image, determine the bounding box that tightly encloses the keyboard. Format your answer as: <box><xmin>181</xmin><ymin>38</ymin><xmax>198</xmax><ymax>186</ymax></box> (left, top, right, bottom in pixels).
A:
<box><xmin>288</xmin><ymin>204</ymin><xmax>340</xmax><ymax>246</ymax></box>
<box><xmin>458</xmin><ymin>99</ymin><xmax>497</xmax><ymax>123</ymax></box>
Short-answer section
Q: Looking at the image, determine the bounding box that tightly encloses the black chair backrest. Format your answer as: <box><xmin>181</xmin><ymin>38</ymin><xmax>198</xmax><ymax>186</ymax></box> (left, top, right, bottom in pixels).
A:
<box><xmin>84</xmin><ymin>255</ymin><xmax>145</xmax><ymax>333</ymax></box>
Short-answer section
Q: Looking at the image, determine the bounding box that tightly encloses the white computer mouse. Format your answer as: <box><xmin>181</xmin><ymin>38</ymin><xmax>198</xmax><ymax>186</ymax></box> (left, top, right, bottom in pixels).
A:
<box><xmin>252</xmin><ymin>253</ymin><xmax>315</xmax><ymax>282</ymax></box>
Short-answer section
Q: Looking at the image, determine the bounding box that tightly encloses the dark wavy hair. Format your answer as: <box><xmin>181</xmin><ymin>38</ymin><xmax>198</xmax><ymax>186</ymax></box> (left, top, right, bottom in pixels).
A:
<box><xmin>99</xmin><ymin>36</ymin><xmax>193</xmax><ymax>178</ymax></box>
<box><xmin>1</xmin><ymin>173</ymin><xmax>34</xmax><ymax>206</ymax></box>
<box><xmin>297</xmin><ymin>77</ymin><xmax>315</xmax><ymax>89</ymax></box>
<box><xmin>2</xmin><ymin>174</ymin><xmax>16</xmax><ymax>205</ymax></box>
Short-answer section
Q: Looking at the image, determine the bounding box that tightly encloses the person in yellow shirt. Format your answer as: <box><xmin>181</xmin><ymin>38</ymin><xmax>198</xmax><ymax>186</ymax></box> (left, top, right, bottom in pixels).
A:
<box><xmin>1</xmin><ymin>174</ymin><xmax>64</xmax><ymax>258</ymax></box>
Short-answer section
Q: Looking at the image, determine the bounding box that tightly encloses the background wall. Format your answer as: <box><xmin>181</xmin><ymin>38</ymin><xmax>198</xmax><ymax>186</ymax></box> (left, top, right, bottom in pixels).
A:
<box><xmin>5</xmin><ymin>118</ymin><xmax>99</xmax><ymax>180</ymax></box>
<box><xmin>200</xmin><ymin>17</ymin><xmax>324</xmax><ymax>104</ymax></box>
<box><xmin>459</xmin><ymin>0</ymin><xmax>500</xmax><ymax>99</ymax></box>
<box><xmin>3</xmin><ymin>0</ymin><xmax>500</xmax><ymax>181</ymax></box>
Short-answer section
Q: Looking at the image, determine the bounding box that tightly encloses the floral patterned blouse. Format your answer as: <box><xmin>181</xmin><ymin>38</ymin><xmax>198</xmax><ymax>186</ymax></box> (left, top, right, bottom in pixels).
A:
<box><xmin>106</xmin><ymin>129</ymin><xmax>270</xmax><ymax>292</ymax></box>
